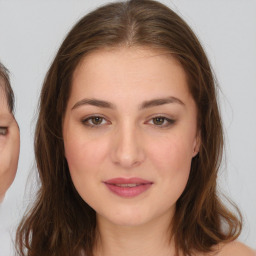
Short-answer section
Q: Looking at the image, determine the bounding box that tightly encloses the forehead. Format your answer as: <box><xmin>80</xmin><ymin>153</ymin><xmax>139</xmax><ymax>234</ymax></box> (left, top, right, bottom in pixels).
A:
<box><xmin>0</xmin><ymin>82</ymin><xmax>8</xmax><ymax>109</ymax></box>
<box><xmin>0</xmin><ymin>76</ymin><xmax>5</xmax><ymax>89</ymax></box>
<box><xmin>71</xmin><ymin>47</ymin><xmax>190</xmax><ymax>102</ymax></box>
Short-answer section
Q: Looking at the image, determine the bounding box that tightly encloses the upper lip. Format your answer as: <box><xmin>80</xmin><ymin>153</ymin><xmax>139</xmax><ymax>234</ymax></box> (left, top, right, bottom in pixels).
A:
<box><xmin>104</xmin><ymin>177</ymin><xmax>153</xmax><ymax>185</ymax></box>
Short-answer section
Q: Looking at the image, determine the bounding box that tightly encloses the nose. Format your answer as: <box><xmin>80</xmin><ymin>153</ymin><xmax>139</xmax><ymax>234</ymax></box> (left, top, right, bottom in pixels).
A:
<box><xmin>110</xmin><ymin>122</ymin><xmax>145</xmax><ymax>169</ymax></box>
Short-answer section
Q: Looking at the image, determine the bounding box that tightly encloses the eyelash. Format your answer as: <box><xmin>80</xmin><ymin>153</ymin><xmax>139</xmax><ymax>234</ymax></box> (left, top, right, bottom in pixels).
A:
<box><xmin>0</xmin><ymin>127</ymin><xmax>8</xmax><ymax>136</ymax></box>
<box><xmin>81</xmin><ymin>115</ymin><xmax>175</xmax><ymax>128</ymax></box>
<box><xmin>147</xmin><ymin>116</ymin><xmax>176</xmax><ymax>128</ymax></box>
<box><xmin>82</xmin><ymin>116</ymin><xmax>109</xmax><ymax>128</ymax></box>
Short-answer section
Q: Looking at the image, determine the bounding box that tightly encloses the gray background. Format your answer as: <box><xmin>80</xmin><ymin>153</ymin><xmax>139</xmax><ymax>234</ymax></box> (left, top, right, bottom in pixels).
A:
<box><xmin>0</xmin><ymin>0</ymin><xmax>255</xmax><ymax>255</ymax></box>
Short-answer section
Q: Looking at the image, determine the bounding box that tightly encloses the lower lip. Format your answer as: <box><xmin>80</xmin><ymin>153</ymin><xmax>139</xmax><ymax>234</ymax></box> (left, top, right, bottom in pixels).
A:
<box><xmin>104</xmin><ymin>183</ymin><xmax>152</xmax><ymax>198</ymax></box>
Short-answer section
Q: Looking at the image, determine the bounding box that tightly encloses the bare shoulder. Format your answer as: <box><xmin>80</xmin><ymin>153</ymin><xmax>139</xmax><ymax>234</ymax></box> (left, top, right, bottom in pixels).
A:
<box><xmin>214</xmin><ymin>241</ymin><xmax>256</xmax><ymax>256</ymax></box>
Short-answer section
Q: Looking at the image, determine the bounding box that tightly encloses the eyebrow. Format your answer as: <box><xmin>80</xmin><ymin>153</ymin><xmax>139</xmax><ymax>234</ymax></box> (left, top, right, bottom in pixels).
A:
<box><xmin>140</xmin><ymin>97</ymin><xmax>184</xmax><ymax>109</ymax></box>
<box><xmin>71</xmin><ymin>96</ymin><xmax>184</xmax><ymax>110</ymax></box>
<box><xmin>72</xmin><ymin>98</ymin><xmax>115</xmax><ymax>110</ymax></box>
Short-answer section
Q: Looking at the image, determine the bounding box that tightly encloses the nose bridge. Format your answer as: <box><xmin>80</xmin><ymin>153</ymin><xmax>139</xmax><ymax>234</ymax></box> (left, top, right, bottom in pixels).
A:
<box><xmin>111</xmin><ymin>119</ymin><xmax>145</xmax><ymax>168</ymax></box>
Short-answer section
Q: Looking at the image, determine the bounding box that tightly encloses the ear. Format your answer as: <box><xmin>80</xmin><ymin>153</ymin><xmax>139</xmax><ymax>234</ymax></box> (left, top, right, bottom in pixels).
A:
<box><xmin>192</xmin><ymin>131</ymin><xmax>201</xmax><ymax>157</ymax></box>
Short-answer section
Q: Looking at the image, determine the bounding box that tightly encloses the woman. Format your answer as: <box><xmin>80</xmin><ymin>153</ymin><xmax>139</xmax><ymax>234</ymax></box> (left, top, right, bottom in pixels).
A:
<box><xmin>16</xmin><ymin>0</ymin><xmax>255</xmax><ymax>255</ymax></box>
<box><xmin>0</xmin><ymin>62</ymin><xmax>20</xmax><ymax>203</ymax></box>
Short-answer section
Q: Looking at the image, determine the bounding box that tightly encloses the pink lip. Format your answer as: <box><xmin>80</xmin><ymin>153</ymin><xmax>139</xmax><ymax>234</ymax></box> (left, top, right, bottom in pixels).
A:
<box><xmin>103</xmin><ymin>177</ymin><xmax>153</xmax><ymax>198</ymax></box>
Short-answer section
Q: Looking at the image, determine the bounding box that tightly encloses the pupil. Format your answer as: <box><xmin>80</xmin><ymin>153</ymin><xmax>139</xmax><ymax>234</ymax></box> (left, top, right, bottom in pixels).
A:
<box><xmin>92</xmin><ymin>117</ymin><xmax>102</xmax><ymax>125</ymax></box>
<box><xmin>154</xmin><ymin>117</ymin><xmax>164</xmax><ymax>125</ymax></box>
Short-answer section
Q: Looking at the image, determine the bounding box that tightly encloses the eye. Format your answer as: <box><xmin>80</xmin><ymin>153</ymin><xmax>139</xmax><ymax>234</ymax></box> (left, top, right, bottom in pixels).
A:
<box><xmin>0</xmin><ymin>127</ymin><xmax>8</xmax><ymax>136</ymax></box>
<box><xmin>82</xmin><ymin>116</ymin><xmax>109</xmax><ymax>127</ymax></box>
<box><xmin>147</xmin><ymin>116</ymin><xmax>175</xmax><ymax>128</ymax></box>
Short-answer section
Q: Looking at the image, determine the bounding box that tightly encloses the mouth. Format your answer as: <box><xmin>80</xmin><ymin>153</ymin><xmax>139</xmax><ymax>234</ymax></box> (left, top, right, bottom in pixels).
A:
<box><xmin>103</xmin><ymin>177</ymin><xmax>153</xmax><ymax>198</ymax></box>
<box><xmin>112</xmin><ymin>183</ymin><xmax>142</xmax><ymax>187</ymax></box>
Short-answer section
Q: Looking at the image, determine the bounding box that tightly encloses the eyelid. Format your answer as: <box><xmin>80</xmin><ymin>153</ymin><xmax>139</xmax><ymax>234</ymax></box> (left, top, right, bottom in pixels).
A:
<box><xmin>81</xmin><ymin>114</ymin><xmax>111</xmax><ymax>127</ymax></box>
<box><xmin>145</xmin><ymin>115</ymin><xmax>176</xmax><ymax>128</ymax></box>
<box><xmin>0</xmin><ymin>127</ymin><xmax>8</xmax><ymax>136</ymax></box>
<box><xmin>80</xmin><ymin>113</ymin><xmax>176</xmax><ymax>127</ymax></box>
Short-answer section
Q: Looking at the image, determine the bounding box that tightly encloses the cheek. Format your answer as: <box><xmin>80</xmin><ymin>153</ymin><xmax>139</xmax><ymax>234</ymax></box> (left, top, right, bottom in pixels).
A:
<box><xmin>148</xmin><ymin>134</ymin><xmax>193</xmax><ymax>173</ymax></box>
<box><xmin>64</xmin><ymin>133</ymin><xmax>109</xmax><ymax>181</ymax></box>
<box><xmin>0</xmin><ymin>133</ymin><xmax>19</xmax><ymax>195</ymax></box>
<box><xmin>147</xmin><ymin>135</ymin><xmax>193</xmax><ymax>198</ymax></box>
<box><xmin>64</xmin><ymin>134</ymin><xmax>112</xmax><ymax>208</ymax></box>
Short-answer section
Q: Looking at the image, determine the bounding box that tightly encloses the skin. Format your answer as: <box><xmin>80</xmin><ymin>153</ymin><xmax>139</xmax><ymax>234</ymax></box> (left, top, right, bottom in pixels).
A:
<box><xmin>63</xmin><ymin>47</ymin><xmax>255</xmax><ymax>256</ymax></box>
<box><xmin>0</xmin><ymin>85</ymin><xmax>20</xmax><ymax>202</ymax></box>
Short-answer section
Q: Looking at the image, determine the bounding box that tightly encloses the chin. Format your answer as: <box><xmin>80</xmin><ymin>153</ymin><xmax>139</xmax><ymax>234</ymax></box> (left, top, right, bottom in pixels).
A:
<box><xmin>102</xmin><ymin>215</ymin><xmax>150</xmax><ymax>227</ymax></box>
<box><xmin>96</xmin><ymin>206</ymin><xmax>159</xmax><ymax>227</ymax></box>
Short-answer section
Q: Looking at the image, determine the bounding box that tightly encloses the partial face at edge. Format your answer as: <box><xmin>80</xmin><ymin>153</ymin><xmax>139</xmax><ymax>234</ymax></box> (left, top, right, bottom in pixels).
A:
<box><xmin>0</xmin><ymin>84</ymin><xmax>20</xmax><ymax>202</ymax></box>
<box><xmin>63</xmin><ymin>47</ymin><xmax>200</xmax><ymax>227</ymax></box>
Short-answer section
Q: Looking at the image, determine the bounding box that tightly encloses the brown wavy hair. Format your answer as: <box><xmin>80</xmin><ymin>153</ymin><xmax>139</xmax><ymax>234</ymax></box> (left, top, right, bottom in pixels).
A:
<box><xmin>16</xmin><ymin>0</ymin><xmax>242</xmax><ymax>255</ymax></box>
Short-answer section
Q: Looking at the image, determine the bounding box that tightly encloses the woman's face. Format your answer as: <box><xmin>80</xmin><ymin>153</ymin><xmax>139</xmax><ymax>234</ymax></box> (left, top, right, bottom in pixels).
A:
<box><xmin>0</xmin><ymin>85</ymin><xmax>19</xmax><ymax>201</ymax></box>
<box><xmin>63</xmin><ymin>47</ymin><xmax>200</xmax><ymax>227</ymax></box>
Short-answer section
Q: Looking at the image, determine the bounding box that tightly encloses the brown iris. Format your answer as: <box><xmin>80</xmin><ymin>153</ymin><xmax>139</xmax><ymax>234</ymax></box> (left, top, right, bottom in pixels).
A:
<box><xmin>91</xmin><ymin>117</ymin><xmax>103</xmax><ymax>125</ymax></box>
<box><xmin>152</xmin><ymin>117</ymin><xmax>165</xmax><ymax>125</ymax></box>
<box><xmin>0</xmin><ymin>127</ymin><xmax>8</xmax><ymax>135</ymax></box>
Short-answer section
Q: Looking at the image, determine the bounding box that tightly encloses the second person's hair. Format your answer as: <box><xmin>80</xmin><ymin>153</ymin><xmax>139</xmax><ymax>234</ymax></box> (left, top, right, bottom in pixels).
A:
<box><xmin>0</xmin><ymin>61</ymin><xmax>14</xmax><ymax>113</ymax></box>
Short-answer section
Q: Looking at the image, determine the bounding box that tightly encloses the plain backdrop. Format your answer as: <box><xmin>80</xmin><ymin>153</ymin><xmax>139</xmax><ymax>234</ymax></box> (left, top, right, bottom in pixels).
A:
<box><xmin>0</xmin><ymin>0</ymin><xmax>255</xmax><ymax>255</ymax></box>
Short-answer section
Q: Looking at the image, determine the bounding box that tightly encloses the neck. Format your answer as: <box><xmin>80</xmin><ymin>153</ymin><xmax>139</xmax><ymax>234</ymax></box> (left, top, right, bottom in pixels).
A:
<box><xmin>94</xmin><ymin>212</ymin><xmax>177</xmax><ymax>256</ymax></box>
